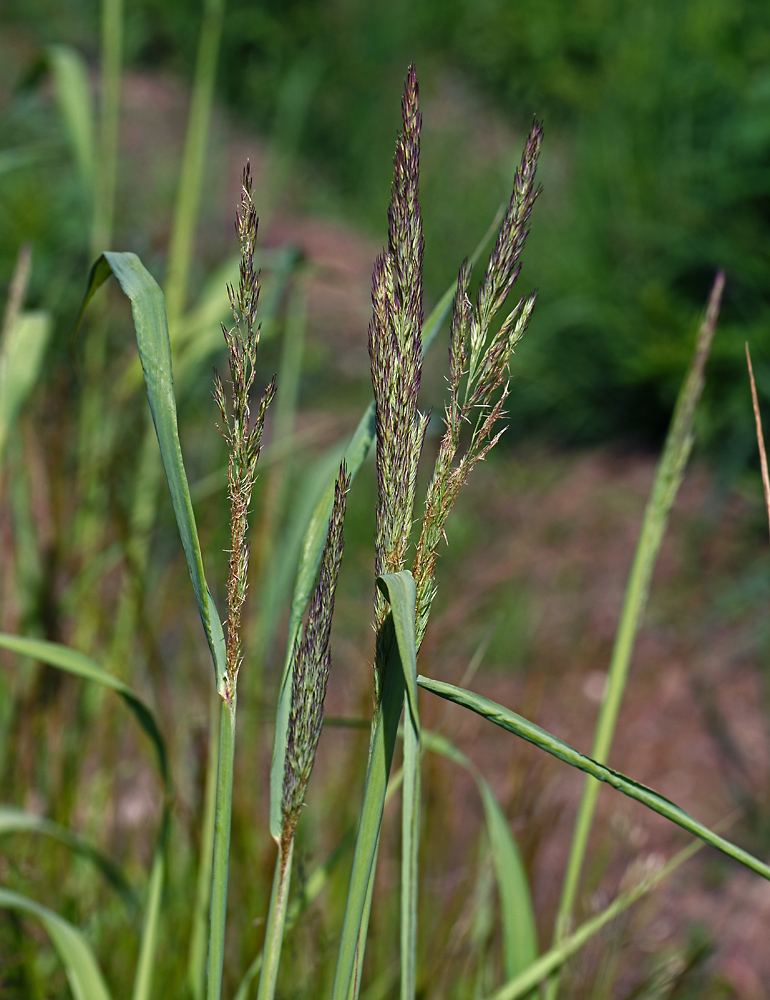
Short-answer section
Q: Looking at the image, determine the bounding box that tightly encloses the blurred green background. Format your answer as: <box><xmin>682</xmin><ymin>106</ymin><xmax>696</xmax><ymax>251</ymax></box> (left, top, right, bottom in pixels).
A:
<box><xmin>3</xmin><ymin>0</ymin><xmax>770</xmax><ymax>464</ymax></box>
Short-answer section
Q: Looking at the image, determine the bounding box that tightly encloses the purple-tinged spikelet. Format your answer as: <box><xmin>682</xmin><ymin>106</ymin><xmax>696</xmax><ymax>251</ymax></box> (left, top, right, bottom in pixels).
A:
<box><xmin>282</xmin><ymin>464</ymin><xmax>350</xmax><ymax>841</ymax></box>
<box><xmin>412</xmin><ymin>120</ymin><xmax>543</xmax><ymax>647</ymax></box>
<box><xmin>215</xmin><ymin>162</ymin><xmax>276</xmax><ymax>702</ymax></box>
<box><xmin>369</xmin><ymin>65</ymin><xmax>429</xmax><ymax>668</ymax></box>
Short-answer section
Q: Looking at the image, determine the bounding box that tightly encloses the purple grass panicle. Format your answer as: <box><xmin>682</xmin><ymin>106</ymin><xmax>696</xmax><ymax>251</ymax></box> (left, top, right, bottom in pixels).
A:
<box><xmin>412</xmin><ymin>119</ymin><xmax>543</xmax><ymax>647</ymax></box>
<box><xmin>369</xmin><ymin>66</ymin><xmax>430</xmax><ymax>695</ymax></box>
<box><xmin>213</xmin><ymin>162</ymin><xmax>276</xmax><ymax>703</ymax></box>
<box><xmin>282</xmin><ymin>464</ymin><xmax>350</xmax><ymax>844</ymax></box>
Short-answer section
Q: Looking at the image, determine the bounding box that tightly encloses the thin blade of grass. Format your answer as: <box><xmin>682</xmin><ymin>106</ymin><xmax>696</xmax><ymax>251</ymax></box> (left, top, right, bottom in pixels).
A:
<box><xmin>376</xmin><ymin>573</ymin><xmax>420</xmax><ymax>1000</ymax></box>
<box><xmin>92</xmin><ymin>0</ymin><xmax>122</xmax><ymax>253</ymax></box>
<box><xmin>76</xmin><ymin>251</ymin><xmax>228</xmax><ymax>695</ymax></box>
<box><xmin>187</xmin><ymin>690</ymin><xmax>221</xmax><ymax>1000</ymax></box>
<box><xmin>746</xmin><ymin>343</ymin><xmax>770</xmax><ymax>538</ymax></box>
<box><xmin>0</xmin><ymin>888</ymin><xmax>113</xmax><ymax>1000</ymax></box>
<box><xmin>417</xmin><ymin>675</ymin><xmax>770</xmax><ymax>882</ymax></box>
<box><xmin>0</xmin><ymin>805</ymin><xmax>135</xmax><ymax>908</ymax></box>
<box><xmin>0</xmin><ymin>272</ymin><xmax>52</xmax><ymax>464</ymax></box>
<box><xmin>232</xmin><ymin>831</ymin><xmax>354</xmax><ymax>1000</ymax></box>
<box><xmin>269</xmin><ymin>212</ymin><xmax>501</xmax><ymax>841</ymax></box>
<box><xmin>419</xmin><ymin>730</ymin><xmax>537</xmax><ymax>982</ymax></box>
<box><xmin>0</xmin><ymin>633</ymin><xmax>167</xmax><ymax>783</ymax></box>
<box><xmin>163</xmin><ymin>0</ymin><xmax>226</xmax><ymax>331</ymax></box>
<box><xmin>547</xmin><ymin>270</ymin><xmax>724</xmax><ymax>997</ymax></box>
<box><xmin>485</xmin><ymin>839</ymin><xmax>704</xmax><ymax>1000</ymax></box>
<box><xmin>0</xmin><ymin>632</ymin><xmax>170</xmax><ymax>999</ymax></box>
<box><xmin>131</xmin><ymin>816</ymin><xmax>168</xmax><ymax>1000</ymax></box>
<box><xmin>46</xmin><ymin>44</ymin><xmax>95</xmax><ymax>189</ymax></box>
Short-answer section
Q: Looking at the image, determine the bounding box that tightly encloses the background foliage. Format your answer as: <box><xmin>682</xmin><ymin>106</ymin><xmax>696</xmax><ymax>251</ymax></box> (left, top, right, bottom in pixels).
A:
<box><xmin>5</xmin><ymin>0</ymin><xmax>770</xmax><ymax>457</ymax></box>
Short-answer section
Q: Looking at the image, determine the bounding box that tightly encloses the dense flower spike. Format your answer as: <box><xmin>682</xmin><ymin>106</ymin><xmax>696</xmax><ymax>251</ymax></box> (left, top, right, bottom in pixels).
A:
<box><xmin>214</xmin><ymin>163</ymin><xmax>276</xmax><ymax>701</ymax></box>
<box><xmin>412</xmin><ymin>119</ymin><xmax>543</xmax><ymax>647</ymax></box>
<box><xmin>369</xmin><ymin>65</ymin><xmax>429</xmax><ymax>680</ymax></box>
<box><xmin>282</xmin><ymin>464</ymin><xmax>350</xmax><ymax>841</ymax></box>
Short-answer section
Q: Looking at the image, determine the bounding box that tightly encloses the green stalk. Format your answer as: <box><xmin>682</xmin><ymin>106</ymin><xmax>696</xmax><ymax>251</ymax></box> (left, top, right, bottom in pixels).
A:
<box><xmin>255</xmin><ymin>839</ymin><xmax>295</xmax><ymax>1000</ymax></box>
<box><xmin>131</xmin><ymin>821</ymin><xmax>167</xmax><ymax>1000</ymax></box>
<box><xmin>164</xmin><ymin>0</ymin><xmax>226</xmax><ymax>332</ymax></box>
<box><xmin>206</xmin><ymin>698</ymin><xmax>237</xmax><ymax>1000</ymax></box>
<box><xmin>486</xmin><ymin>840</ymin><xmax>703</xmax><ymax>1000</ymax></box>
<box><xmin>92</xmin><ymin>0</ymin><xmax>122</xmax><ymax>254</ymax></box>
<box><xmin>545</xmin><ymin>273</ymin><xmax>724</xmax><ymax>1000</ymax></box>
<box><xmin>187</xmin><ymin>689</ymin><xmax>222</xmax><ymax>1000</ymax></box>
<box><xmin>332</xmin><ymin>648</ymin><xmax>406</xmax><ymax>1000</ymax></box>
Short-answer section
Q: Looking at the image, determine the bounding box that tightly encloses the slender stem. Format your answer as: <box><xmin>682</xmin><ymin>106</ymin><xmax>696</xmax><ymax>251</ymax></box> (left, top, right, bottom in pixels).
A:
<box><xmin>206</xmin><ymin>697</ymin><xmax>237</xmax><ymax>1000</ymax></box>
<box><xmin>188</xmin><ymin>689</ymin><xmax>222</xmax><ymax>1000</ymax></box>
<box><xmin>255</xmin><ymin>838</ymin><xmax>295</xmax><ymax>1000</ymax></box>
<box><xmin>545</xmin><ymin>275</ymin><xmax>723</xmax><ymax>1000</ymax></box>
<box><xmin>488</xmin><ymin>840</ymin><xmax>703</xmax><ymax>1000</ymax></box>
<box><xmin>164</xmin><ymin>0</ymin><xmax>226</xmax><ymax>332</ymax></box>
<box><xmin>92</xmin><ymin>0</ymin><xmax>122</xmax><ymax>254</ymax></box>
<box><xmin>131</xmin><ymin>815</ymin><xmax>168</xmax><ymax>1000</ymax></box>
<box><xmin>332</xmin><ymin>643</ymin><xmax>405</xmax><ymax>1000</ymax></box>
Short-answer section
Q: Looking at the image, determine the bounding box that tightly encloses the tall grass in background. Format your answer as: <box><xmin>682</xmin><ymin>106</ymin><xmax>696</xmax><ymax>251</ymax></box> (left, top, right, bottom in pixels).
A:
<box><xmin>3</xmin><ymin>18</ymin><xmax>770</xmax><ymax>992</ymax></box>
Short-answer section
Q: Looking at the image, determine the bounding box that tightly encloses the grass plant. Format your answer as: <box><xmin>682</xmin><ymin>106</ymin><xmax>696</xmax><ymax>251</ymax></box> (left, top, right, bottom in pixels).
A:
<box><xmin>3</xmin><ymin>43</ymin><xmax>770</xmax><ymax>1000</ymax></box>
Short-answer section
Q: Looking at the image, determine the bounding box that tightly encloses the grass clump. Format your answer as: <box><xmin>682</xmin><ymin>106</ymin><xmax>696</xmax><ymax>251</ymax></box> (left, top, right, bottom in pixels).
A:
<box><xmin>3</xmin><ymin>41</ymin><xmax>770</xmax><ymax>1000</ymax></box>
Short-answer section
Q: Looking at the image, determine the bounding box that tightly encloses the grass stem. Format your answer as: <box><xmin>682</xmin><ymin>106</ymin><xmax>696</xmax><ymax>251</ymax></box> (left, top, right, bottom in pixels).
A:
<box><xmin>255</xmin><ymin>839</ymin><xmax>295</xmax><ymax>1000</ymax></box>
<box><xmin>206</xmin><ymin>698</ymin><xmax>237</xmax><ymax>1000</ymax></box>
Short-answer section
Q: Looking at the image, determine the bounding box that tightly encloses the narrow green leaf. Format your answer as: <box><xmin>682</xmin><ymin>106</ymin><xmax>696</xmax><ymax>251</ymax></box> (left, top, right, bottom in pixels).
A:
<box><xmin>377</xmin><ymin>573</ymin><xmax>420</xmax><ymax>1000</ymax></box>
<box><xmin>232</xmin><ymin>831</ymin><xmax>354</xmax><ymax>1000</ymax></box>
<box><xmin>0</xmin><ymin>310</ymin><xmax>52</xmax><ymax>465</ymax></box>
<box><xmin>332</xmin><ymin>633</ymin><xmax>406</xmax><ymax>1000</ymax></box>
<box><xmin>268</xmin><ymin>211</ymin><xmax>499</xmax><ymax>840</ymax></box>
<box><xmin>76</xmin><ymin>252</ymin><xmax>228</xmax><ymax>696</ymax></box>
<box><xmin>0</xmin><ymin>805</ymin><xmax>134</xmax><ymax>908</ymax></box>
<box><xmin>0</xmin><ymin>888</ymin><xmax>113</xmax><ymax>1000</ymax></box>
<box><xmin>132</xmin><ymin>817</ymin><xmax>168</xmax><ymax>1000</ymax></box>
<box><xmin>0</xmin><ymin>633</ymin><xmax>170</xmax><ymax>1000</ymax></box>
<box><xmin>47</xmin><ymin>44</ymin><xmax>96</xmax><ymax>188</ymax></box>
<box><xmin>549</xmin><ymin>271</ymin><xmax>725</xmax><ymax>998</ymax></box>
<box><xmin>486</xmin><ymin>839</ymin><xmax>703</xmax><ymax>1000</ymax></box>
<box><xmin>418</xmin><ymin>676</ymin><xmax>770</xmax><ymax>882</ymax></box>
<box><xmin>419</xmin><ymin>731</ymin><xmax>537</xmax><ymax>981</ymax></box>
<box><xmin>0</xmin><ymin>633</ymin><xmax>167</xmax><ymax>785</ymax></box>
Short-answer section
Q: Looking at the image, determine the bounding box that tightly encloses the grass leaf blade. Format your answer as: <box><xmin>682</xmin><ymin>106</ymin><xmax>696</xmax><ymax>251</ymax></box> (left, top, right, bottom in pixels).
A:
<box><xmin>76</xmin><ymin>251</ymin><xmax>228</xmax><ymax>696</ymax></box>
<box><xmin>0</xmin><ymin>888</ymin><xmax>113</xmax><ymax>1000</ymax></box>
<box><xmin>377</xmin><ymin>572</ymin><xmax>420</xmax><ymax>1000</ymax></box>
<box><xmin>417</xmin><ymin>675</ymin><xmax>770</xmax><ymax>882</ymax></box>
<box><xmin>548</xmin><ymin>270</ymin><xmax>724</xmax><ymax>995</ymax></box>
<box><xmin>486</xmin><ymin>839</ymin><xmax>703</xmax><ymax>1000</ymax></box>
<box><xmin>420</xmin><ymin>730</ymin><xmax>537</xmax><ymax>982</ymax></box>
<box><xmin>0</xmin><ymin>805</ymin><xmax>135</xmax><ymax>908</ymax></box>
<box><xmin>0</xmin><ymin>633</ymin><xmax>167</xmax><ymax>784</ymax></box>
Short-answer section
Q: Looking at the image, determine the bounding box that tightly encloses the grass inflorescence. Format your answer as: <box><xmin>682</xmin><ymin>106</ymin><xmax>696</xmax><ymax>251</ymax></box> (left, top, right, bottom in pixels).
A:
<box><xmin>3</xmin><ymin>29</ymin><xmax>770</xmax><ymax>1000</ymax></box>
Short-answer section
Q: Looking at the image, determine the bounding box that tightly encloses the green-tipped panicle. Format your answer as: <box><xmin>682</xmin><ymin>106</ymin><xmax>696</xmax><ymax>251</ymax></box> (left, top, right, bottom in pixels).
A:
<box><xmin>282</xmin><ymin>464</ymin><xmax>350</xmax><ymax>841</ymax></box>
<box><xmin>214</xmin><ymin>163</ymin><xmax>276</xmax><ymax>702</ymax></box>
<box><xmin>369</xmin><ymin>65</ymin><xmax>429</xmax><ymax>687</ymax></box>
<box><xmin>412</xmin><ymin>120</ymin><xmax>543</xmax><ymax>646</ymax></box>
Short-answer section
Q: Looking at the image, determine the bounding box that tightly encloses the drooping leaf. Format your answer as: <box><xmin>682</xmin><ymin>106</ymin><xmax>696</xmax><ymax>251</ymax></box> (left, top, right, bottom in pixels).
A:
<box><xmin>0</xmin><ymin>888</ymin><xmax>113</xmax><ymax>1000</ymax></box>
<box><xmin>0</xmin><ymin>633</ymin><xmax>167</xmax><ymax>785</ymax></box>
<box><xmin>418</xmin><ymin>675</ymin><xmax>770</xmax><ymax>882</ymax></box>
<box><xmin>0</xmin><ymin>805</ymin><xmax>134</xmax><ymax>908</ymax></box>
<box><xmin>76</xmin><ymin>252</ymin><xmax>228</xmax><ymax>696</ymax></box>
<box><xmin>420</xmin><ymin>730</ymin><xmax>537</xmax><ymax>981</ymax></box>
